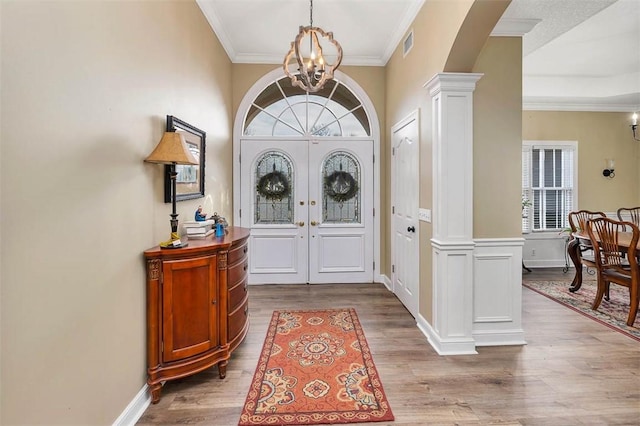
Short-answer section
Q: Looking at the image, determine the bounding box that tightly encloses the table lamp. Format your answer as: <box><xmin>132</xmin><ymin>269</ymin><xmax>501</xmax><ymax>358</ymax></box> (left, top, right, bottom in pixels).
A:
<box><xmin>145</xmin><ymin>131</ymin><xmax>199</xmax><ymax>248</ymax></box>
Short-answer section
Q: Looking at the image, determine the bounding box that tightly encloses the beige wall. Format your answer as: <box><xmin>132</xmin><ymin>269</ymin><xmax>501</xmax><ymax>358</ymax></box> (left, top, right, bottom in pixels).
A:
<box><xmin>0</xmin><ymin>1</ymin><xmax>232</xmax><ymax>424</ymax></box>
<box><xmin>473</xmin><ymin>37</ymin><xmax>523</xmax><ymax>238</ymax></box>
<box><xmin>523</xmin><ymin>111</ymin><xmax>640</xmax><ymax>210</ymax></box>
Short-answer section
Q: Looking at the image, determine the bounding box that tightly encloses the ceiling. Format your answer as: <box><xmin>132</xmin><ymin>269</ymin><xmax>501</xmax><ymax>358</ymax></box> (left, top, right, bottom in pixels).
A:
<box><xmin>196</xmin><ymin>0</ymin><xmax>640</xmax><ymax>112</ymax></box>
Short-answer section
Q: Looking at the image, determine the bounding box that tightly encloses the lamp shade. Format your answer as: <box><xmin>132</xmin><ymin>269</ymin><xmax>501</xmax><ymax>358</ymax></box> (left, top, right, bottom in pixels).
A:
<box><xmin>144</xmin><ymin>132</ymin><xmax>198</xmax><ymax>165</ymax></box>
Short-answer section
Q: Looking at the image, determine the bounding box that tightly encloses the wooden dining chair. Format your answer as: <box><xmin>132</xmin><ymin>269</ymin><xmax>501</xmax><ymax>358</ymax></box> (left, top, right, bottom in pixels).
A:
<box><xmin>587</xmin><ymin>217</ymin><xmax>640</xmax><ymax>326</ymax></box>
<box><xmin>616</xmin><ymin>207</ymin><xmax>640</xmax><ymax>229</ymax></box>
<box><xmin>568</xmin><ymin>210</ymin><xmax>606</xmax><ymax>270</ymax></box>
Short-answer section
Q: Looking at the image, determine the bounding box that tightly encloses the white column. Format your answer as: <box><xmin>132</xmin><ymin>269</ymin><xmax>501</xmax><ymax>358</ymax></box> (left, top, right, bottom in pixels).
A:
<box><xmin>424</xmin><ymin>73</ymin><xmax>482</xmax><ymax>355</ymax></box>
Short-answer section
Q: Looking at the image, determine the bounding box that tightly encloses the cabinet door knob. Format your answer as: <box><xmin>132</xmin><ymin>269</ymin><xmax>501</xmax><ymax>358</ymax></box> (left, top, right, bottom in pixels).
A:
<box><xmin>310</xmin><ymin>221</ymin><xmax>318</xmax><ymax>226</ymax></box>
<box><xmin>297</xmin><ymin>221</ymin><xmax>305</xmax><ymax>227</ymax></box>
<box><xmin>243</xmin><ymin>264</ymin><xmax>248</xmax><ymax>271</ymax></box>
<box><xmin>243</xmin><ymin>247</ymin><xmax>247</xmax><ymax>254</ymax></box>
<box><xmin>211</xmin><ymin>299</ymin><xmax>216</xmax><ymax>305</ymax></box>
<box><xmin>244</xmin><ymin>306</ymin><xmax>248</xmax><ymax>315</ymax></box>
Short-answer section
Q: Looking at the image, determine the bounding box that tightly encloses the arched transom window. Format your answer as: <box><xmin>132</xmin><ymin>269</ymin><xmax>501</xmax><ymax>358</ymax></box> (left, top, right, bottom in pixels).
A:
<box><xmin>243</xmin><ymin>77</ymin><xmax>370</xmax><ymax>137</ymax></box>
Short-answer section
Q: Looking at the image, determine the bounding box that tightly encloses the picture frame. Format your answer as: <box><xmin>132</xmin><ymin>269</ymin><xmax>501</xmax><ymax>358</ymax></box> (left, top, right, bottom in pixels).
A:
<box><xmin>164</xmin><ymin>115</ymin><xmax>206</xmax><ymax>203</ymax></box>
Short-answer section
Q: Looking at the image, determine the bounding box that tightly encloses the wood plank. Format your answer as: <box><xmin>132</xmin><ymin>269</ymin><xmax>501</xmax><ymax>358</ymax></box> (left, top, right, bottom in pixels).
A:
<box><xmin>138</xmin><ymin>269</ymin><xmax>640</xmax><ymax>425</ymax></box>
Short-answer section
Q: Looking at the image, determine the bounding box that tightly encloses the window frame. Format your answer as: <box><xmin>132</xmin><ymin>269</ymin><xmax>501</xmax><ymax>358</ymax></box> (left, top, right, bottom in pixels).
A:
<box><xmin>522</xmin><ymin>140</ymin><xmax>578</xmax><ymax>234</ymax></box>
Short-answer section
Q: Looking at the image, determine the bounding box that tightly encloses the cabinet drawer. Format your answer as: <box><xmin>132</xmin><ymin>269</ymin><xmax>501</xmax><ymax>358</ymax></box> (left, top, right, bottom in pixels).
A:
<box><xmin>228</xmin><ymin>277</ymin><xmax>248</xmax><ymax>312</ymax></box>
<box><xmin>229</xmin><ymin>299</ymin><xmax>249</xmax><ymax>341</ymax></box>
<box><xmin>228</xmin><ymin>257</ymin><xmax>248</xmax><ymax>287</ymax></box>
<box><xmin>228</xmin><ymin>240</ymin><xmax>248</xmax><ymax>266</ymax></box>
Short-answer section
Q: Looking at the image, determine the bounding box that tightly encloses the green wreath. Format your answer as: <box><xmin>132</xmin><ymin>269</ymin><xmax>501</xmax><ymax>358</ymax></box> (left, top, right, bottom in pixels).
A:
<box><xmin>257</xmin><ymin>170</ymin><xmax>290</xmax><ymax>201</ymax></box>
<box><xmin>324</xmin><ymin>170</ymin><xmax>358</xmax><ymax>203</ymax></box>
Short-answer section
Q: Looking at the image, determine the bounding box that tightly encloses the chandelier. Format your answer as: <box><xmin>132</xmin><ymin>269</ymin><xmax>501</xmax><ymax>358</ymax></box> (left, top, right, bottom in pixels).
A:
<box><xmin>283</xmin><ymin>0</ymin><xmax>343</xmax><ymax>93</ymax></box>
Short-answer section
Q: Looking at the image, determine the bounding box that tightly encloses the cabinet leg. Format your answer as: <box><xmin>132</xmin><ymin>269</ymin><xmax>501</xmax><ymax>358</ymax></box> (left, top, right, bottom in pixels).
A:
<box><xmin>150</xmin><ymin>383</ymin><xmax>162</xmax><ymax>404</ymax></box>
<box><xmin>218</xmin><ymin>361</ymin><xmax>228</xmax><ymax>379</ymax></box>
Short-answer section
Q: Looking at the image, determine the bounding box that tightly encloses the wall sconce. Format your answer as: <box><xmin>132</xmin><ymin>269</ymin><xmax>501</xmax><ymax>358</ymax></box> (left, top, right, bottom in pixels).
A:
<box><xmin>632</xmin><ymin>112</ymin><xmax>639</xmax><ymax>141</ymax></box>
<box><xmin>603</xmin><ymin>158</ymin><xmax>615</xmax><ymax>178</ymax></box>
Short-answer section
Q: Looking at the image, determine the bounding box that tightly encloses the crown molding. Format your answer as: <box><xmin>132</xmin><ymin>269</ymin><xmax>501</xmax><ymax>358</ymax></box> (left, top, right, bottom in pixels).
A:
<box><xmin>523</xmin><ymin>100</ymin><xmax>640</xmax><ymax>112</ymax></box>
<box><xmin>196</xmin><ymin>0</ymin><xmax>236</xmax><ymax>61</ymax></box>
<box><xmin>491</xmin><ymin>18</ymin><xmax>541</xmax><ymax>37</ymax></box>
<box><xmin>232</xmin><ymin>53</ymin><xmax>384</xmax><ymax>67</ymax></box>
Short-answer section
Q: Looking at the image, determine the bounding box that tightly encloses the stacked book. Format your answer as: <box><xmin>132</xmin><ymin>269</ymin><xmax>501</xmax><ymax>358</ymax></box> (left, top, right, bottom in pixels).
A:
<box><xmin>183</xmin><ymin>220</ymin><xmax>215</xmax><ymax>239</ymax></box>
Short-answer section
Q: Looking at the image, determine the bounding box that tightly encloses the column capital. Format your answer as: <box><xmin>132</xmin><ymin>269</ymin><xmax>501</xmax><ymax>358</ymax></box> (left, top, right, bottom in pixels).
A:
<box><xmin>424</xmin><ymin>73</ymin><xmax>483</xmax><ymax>96</ymax></box>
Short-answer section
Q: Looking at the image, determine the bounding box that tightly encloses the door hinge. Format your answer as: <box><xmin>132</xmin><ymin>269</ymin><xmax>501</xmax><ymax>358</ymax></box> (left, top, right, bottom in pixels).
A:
<box><xmin>239</xmin><ymin>153</ymin><xmax>241</xmax><ymax>163</ymax></box>
<box><xmin>373</xmin><ymin>261</ymin><xmax>375</xmax><ymax>271</ymax></box>
<box><xmin>392</xmin><ymin>206</ymin><xmax>395</xmax><ymax>214</ymax></box>
<box><xmin>392</xmin><ymin>264</ymin><xmax>395</xmax><ymax>273</ymax></box>
<box><xmin>239</xmin><ymin>208</ymin><xmax>242</xmax><ymax>218</ymax></box>
<box><xmin>373</xmin><ymin>208</ymin><xmax>375</xmax><ymax>217</ymax></box>
<box><xmin>373</xmin><ymin>154</ymin><xmax>375</xmax><ymax>163</ymax></box>
<box><xmin>392</xmin><ymin>147</ymin><xmax>395</xmax><ymax>156</ymax></box>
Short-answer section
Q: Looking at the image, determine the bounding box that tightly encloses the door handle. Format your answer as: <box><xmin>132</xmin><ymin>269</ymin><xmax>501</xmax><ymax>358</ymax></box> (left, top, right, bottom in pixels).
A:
<box><xmin>310</xmin><ymin>200</ymin><xmax>316</xmax><ymax>206</ymax></box>
<box><xmin>407</xmin><ymin>226</ymin><xmax>416</xmax><ymax>233</ymax></box>
<box><xmin>310</xmin><ymin>221</ymin><xmax>318</xmax><ymax>226</ymax></box>
<box><xmin>297</xmin><ymin>221</ymin><xmax>305</xmax><ymax>227</ymax></box>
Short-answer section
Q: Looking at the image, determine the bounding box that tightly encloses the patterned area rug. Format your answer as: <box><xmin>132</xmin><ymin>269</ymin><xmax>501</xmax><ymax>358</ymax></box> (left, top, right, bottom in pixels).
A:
<box><xmin>524</xmin><ymin>279</ymin><xmax>640</xmax><ymax>341</ymax></box>
<box><xmin>238</xmin><ymin>308</ymin><xmax>394</xmax><ymax>425</ymax></box>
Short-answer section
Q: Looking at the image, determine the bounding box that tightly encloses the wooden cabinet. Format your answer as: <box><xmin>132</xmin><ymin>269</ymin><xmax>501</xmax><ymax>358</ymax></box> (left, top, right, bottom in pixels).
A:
<box><xmin>144</xmin><ymin>227</ymin><xmax>250</xmax><ymax>403</ymax></box>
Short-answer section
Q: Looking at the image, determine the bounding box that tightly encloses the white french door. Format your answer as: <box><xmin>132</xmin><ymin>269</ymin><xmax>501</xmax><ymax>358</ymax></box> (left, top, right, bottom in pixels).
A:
<box><xmin>391</xmin><ymin>112</ymin><xmax>419</xmax><ymax>317</ymax></box>
<box><xmin>240</xmin><ymin>138</ymin><xmax>373</xmax><ymax>284</ymax></box>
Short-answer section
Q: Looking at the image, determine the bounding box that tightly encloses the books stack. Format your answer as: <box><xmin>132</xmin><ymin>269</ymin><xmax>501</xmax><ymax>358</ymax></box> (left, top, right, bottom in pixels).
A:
<box><xmin>183</xmin><ymin>220</ymin><xmax>215</xmax><ymax>239</ymax></box>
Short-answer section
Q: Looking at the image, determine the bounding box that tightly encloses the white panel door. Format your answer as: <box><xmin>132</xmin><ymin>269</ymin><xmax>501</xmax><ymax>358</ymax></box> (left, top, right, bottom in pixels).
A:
<box><xmin>241</xmin><ymin>139</ymin><xmax>374</xmax><ymax>284</ymax></box>
<box><xmin>308</xmin><ymin>140</ymin><xmax>374</xmax><ymax>283</ymax></box>
<box><xmin>391</xmin><ymin>113</ymin><xmax>419</xmax><ymax>317</ymax></box>
<box><xmin>240</xmin><ymin>139</ymin><xmax>308</xmax><ymax>284</ymax></box>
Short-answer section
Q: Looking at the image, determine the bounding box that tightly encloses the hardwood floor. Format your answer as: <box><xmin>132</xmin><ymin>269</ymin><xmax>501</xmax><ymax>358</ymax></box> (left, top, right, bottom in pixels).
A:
<box><xmin>138</xmin><ymin>268</ymin><xmax>640</xmax><ymax>425</ymax></box>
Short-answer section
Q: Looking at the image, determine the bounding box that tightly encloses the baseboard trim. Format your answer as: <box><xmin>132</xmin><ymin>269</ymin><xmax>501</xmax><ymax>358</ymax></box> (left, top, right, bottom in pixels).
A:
<box><xmin>380</xmin><ymin>274</ymin><xmax>392</xmax><ymax>291</ymax></box>
<box><xmin>416</xmin><ymin>314</ymin><xmax>478</xmax><ymax>355</ymax></box>
<box><xmin>473</xmin><ymin>329</ymin><xmax>527</xmax><ymax>347</ymax></box>
<box><xmin>112</xmin><ymin>384</ymin><xmax>151</xmax><ymax>426</ymax></box>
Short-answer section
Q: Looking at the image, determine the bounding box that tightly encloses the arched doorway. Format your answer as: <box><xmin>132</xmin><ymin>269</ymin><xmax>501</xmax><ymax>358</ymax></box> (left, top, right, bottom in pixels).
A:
<box><xmin>233</xmin><ymin>69</ymin><xmax>380</xmax><ymax>284</ymax></box>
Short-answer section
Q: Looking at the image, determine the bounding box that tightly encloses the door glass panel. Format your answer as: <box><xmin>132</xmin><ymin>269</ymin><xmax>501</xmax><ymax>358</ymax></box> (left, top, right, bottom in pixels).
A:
<box><xmin>322</xmin><ymin>151</ymin><xmax>361</xmax><ymax>223</ymax></box>
<box><xmin>255</xmin><ymin>151</ymin><xmax>294</xmax><ymax>224</ymax></box>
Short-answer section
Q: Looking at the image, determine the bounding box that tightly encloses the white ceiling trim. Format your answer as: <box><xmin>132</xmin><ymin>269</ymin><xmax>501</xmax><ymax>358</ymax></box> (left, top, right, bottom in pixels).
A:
<box><xmin>380</xmin><ymin>0</ymin><xmax>425</xmax><ymax>64</ymax></box>
<box><xmin>232</xmin><ymin>53</ymin><xmax>388</xmax><ymax>67</ymax></box>
<box><xmin>196</xmin><ymin>0</ymin><xmax>236</xmax><ymax>61</ymax></box>
<box><xmin>523</xmin><ymin>101</ymin><xmax>640</xmax><ymax>112</ymax></box>
<box><xmin>491</xmin><ymin>18</ymin><xmax>541</xmax><ymax>37</ymax></box>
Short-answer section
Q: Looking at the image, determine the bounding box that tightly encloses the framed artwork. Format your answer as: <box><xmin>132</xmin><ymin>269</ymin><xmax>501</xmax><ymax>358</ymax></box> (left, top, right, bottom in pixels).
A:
<box><xmin>164</xmin><ymin>115</ymin><xmax>206</xmax><ymax>202</ymax></box>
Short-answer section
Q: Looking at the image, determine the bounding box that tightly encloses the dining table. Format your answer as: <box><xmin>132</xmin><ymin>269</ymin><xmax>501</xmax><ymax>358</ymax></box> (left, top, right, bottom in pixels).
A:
<box><xmin>567</xmin><ymin>230</ymin><xmax>640</xmax><ymax>292</ymax></box>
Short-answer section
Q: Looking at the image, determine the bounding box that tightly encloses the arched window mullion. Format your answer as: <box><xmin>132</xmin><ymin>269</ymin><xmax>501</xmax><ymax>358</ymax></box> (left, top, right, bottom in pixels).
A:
<box><xmin>314</xmin><ymin>104</ymin><xmax>363</xmax><ymax>136</ymax></box>
<box><xmin>274</xmin><ymin>105</ymin><xmax>307</xmax><ymax>136</ymax></box>
<box><xmin>243</xmin><ymin>76</ymin><xmax>370</xmax><ymax>137</ymax></box>
<box><xmin>276</xmin><ymin>80</ymin><xmax>306</xmax><ymax>135</ymax></box>
<box><xmin>310</xmin><ymin>82</ymin><xmax>340</xmax><ymax>134</ymax></box>
<box><xmin>251</xmin><ymin>102</ymin><xmax>304</xmax><ymax>136</ymax></box>
<box><xmin>308</xmin><ymin>101</ymin><xmax>340</xmax><ymax>136</ymax></box>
